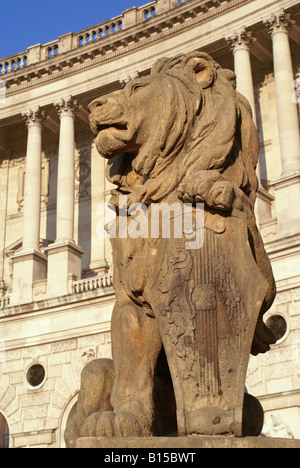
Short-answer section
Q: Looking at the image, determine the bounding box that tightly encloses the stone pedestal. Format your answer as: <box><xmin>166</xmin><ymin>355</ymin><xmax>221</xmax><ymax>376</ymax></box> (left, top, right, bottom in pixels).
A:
<box><xmin>255</xmin><ymin>186</ymin><xmax>275</xmax><ymax>224</ymax></box>
<box><xmin>46</xmin><ymin>241</ymin><xmax>85</xmax><ymax>297</ymax></box>
<box><xmin>76</xmin><ymin>436</ymin><xmax>300</xmax><ymax>449</ymax></box>
<box><xmin>270</xmin><ymin>173</ymin><xmax>300</xmax><ymax>236</ymax></box>
<box><xmin>10</xmin><ymin>249</ymin><xmax>47</xmax><ymax>305</ymax></box>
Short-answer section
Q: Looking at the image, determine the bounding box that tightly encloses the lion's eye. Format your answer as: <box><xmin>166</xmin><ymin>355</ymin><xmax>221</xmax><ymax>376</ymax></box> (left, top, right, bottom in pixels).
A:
<box><xmin>129</xmin><ymin>82</ymin><xmax>149</xmax><ymax>96</ymax></box>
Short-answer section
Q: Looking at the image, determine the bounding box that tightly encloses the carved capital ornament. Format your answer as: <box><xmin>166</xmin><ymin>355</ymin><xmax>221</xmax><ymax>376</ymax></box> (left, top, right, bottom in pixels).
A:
<box><xmin>22</xmin><ymin>107</ymin><xmax>46</xmax><ymax>128</ymax></box>
<box><xmin>226</xmin><ymin>27</ymin><xmax>256</xmax><ymax>52</ymax></box>
<box><xmin>264</xmin><ymin>9</ymin><xmax>295</xmax><ymax>36</ymax></box>
<box><xmin>54</xmin><ymin>95</ymin><xmax>79</xmax><ymax>118</ymax></box>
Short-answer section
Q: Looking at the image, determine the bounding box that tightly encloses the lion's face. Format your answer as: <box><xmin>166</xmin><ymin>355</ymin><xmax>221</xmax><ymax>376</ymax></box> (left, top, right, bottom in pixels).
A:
<box><xmin>89</xmin><ymin>75</ymin><xmax>164</xmax><ymax>161</ymax></box>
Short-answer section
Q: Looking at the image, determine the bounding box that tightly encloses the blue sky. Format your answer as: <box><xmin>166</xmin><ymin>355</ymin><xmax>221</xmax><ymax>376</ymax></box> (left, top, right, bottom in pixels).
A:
<box><xmin>0</xmin><ymin>0</ymin><xmax>148</xmax><ymax>59</ymax></box>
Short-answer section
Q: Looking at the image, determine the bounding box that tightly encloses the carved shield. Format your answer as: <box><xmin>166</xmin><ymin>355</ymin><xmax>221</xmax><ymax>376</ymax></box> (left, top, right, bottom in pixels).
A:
<box><xmin>149</xmin><ymin>209</ymin><xmax>268</xmax><ymax>436</ymax></box>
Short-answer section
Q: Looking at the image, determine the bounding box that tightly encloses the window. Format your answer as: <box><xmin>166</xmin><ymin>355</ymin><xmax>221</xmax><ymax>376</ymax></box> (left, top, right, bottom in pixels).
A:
<box><xmin>266</xmin><ymin>315</ymin><xmax>288</xmax><ymax>343</ymax></box>
<box><xmin>26</xmin><ymin>364</ymin><xmax>46</xmax><ymax>388</ymax></box>
<box><xmin>0</xmin><ymin>413</ymin><xmax>9</xmax><ymax>448</ymax></box>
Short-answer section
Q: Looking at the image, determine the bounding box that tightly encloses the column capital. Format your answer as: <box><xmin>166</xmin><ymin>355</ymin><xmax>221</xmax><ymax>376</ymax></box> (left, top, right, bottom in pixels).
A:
<box><xmin>22</xmin><ymin>107</ymin><xmax>46</xmax><ymax>128</ymax></box>
<box><xmin>226</xmin><ymin>27</ymin><xmax>256</xmax><ymax>52</ymax></box>
<box><xmin>264</xmin><ymin>9</ymin><xmax>295</xmax><ymax>36</ymax></box>
<box><xmin>54</xmin><ymin>96</ymin><xmax>79</xmax><ymax>118</ymax></box>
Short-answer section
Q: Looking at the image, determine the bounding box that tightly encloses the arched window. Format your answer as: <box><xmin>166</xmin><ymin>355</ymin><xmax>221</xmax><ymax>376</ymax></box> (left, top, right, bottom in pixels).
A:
<box><xmin>0</xmin><ymin>413</ymin><xmax>9</xmax><ymax>448</ymax></box>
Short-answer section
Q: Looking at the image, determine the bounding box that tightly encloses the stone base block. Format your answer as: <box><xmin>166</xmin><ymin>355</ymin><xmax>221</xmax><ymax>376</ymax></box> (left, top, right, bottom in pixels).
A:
<box><xmin>271</xmin><ymin>173</ymin><xmax>300</xmax><ymax>236</ymax></box>
<box><xmin>10</xmin><ymin>249</ymin><xmax>47</xmax><ymax>305</ymax></box>
<box><xmin>76</xmin><ymin>436</ymin><xmax>300</xmax><ymax>449</ymax></box>
<box><xmin>46</xmin><ymin>240</ymin><xmax>85</xmax><ymax>297</ymax></box>
<box><xmin>255</xmin><ymin>185</ymin><xmax>274</xmax><ymax>223</ymax></box>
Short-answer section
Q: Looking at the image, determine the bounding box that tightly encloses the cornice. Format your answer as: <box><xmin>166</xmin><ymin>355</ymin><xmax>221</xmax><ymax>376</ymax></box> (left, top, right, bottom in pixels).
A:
<box><xmin>0</xmin><ymin>280</ymin><xmax>115</xmax><ymax>318</ymax></box>
<box><xmin>2</xmin><ymin>0</ymin><xmax>254</xmax><ymax>98</ymax></box>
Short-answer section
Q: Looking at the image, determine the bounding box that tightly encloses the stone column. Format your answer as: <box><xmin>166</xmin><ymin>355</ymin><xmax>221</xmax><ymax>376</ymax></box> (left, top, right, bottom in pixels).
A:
<box><xmin>46</xmin><ymin>97</ymin><xmax>84</xmax><ymax>297</ymax></box>
<box><xmin>264</xmin><ymin>10</ymin><xmax>300</xmax><ymax>236</ymax></box>
<box><xmin>90</xmin><ymin>142</ymin><xmax>110</xmax><ymax>275</ymax></box>
<box><xmin>0</xmin><ymin>150</ymin><xmax>10</xmax><ymax>298</ymax></box>
<box><xmin>10</xmin><ymin>108</ymin><xmax>47</xmax><ymax>305</ymax></box>
<box><xmin>226</xmin><ymin>27</ymin><xmax>257</xmax><ymax>125</ymax></box>
<box><xmin>264</xmin><ymin>10</ymin><xmax>300</xmax><ymax>176</ymax></box>
<box><xmin>226</xmin><ymin>28</ymin><xmax>275</xmax><ymax>223</ymax></box>
<box><xmin>55</xmin><ymin>96</ymin><xmax>78</xmax><ymax>242</ymax></box>
<box><xmin>22</xmin><ymin>108</ymin><xmax>45</xmax><ymax>250</ymax></box>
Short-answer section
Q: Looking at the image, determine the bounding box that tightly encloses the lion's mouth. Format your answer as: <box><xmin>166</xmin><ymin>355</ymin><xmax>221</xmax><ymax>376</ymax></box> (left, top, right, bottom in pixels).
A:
<box><xmin>90</xmin><ymin>118</ymin><xmax>129</xmax><ymax>137</ymax></box>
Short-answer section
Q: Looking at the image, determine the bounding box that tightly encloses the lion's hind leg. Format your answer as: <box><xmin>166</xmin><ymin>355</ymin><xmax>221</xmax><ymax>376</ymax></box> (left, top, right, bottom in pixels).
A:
<box><xmin>106</xmin><ymin>300</ymin><xmax>163</xmax><ymax>437</ymax></box>
<box><xmin>64</xmin><ymin>358</ymin><xmax>114</xmax><ymax>447</ymax></box>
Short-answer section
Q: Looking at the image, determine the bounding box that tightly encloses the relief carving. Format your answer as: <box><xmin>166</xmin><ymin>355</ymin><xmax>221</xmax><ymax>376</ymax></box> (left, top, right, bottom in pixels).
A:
<box><xmin>16</xmin><ymin>154</ymin><xmax>49</xmax><ymax>212</ymax></box>
<box><xmin>75</xmin><ymin>146</ymin><xmax>91</xmax><ymax>200</ymax></box>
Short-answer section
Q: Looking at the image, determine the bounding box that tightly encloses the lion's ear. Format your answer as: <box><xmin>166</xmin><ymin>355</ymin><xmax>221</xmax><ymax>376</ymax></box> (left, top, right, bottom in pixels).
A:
<box><xmin>184</xmin><ymin>57</ymin><xmax>215</xmax><ymax>89</ymax></box>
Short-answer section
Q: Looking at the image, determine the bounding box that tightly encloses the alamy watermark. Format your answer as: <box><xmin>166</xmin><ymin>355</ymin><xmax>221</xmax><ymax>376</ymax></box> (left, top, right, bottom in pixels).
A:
<box><xmin>96</xmin><ymin>195</ymin><xmax>205</xmax><ymax>250</ymax></box>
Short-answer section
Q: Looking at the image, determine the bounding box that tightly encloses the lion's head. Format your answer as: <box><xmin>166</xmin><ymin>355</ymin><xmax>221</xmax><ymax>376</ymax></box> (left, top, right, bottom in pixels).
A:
<box><xmin>89</xmin><ymin>52</ymin><xmax>259</xmax><ymax>207</ymax></box>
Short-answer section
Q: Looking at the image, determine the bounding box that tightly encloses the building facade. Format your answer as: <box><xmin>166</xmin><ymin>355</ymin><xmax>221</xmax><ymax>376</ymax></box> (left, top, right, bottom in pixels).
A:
<box><xmin>0</xmin><ymin>0</ymin><xmax>299</xmax><ymax>447</ymax></box>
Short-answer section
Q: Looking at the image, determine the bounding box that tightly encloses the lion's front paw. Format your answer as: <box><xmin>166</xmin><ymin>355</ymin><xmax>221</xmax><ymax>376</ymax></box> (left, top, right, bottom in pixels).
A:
<box><xmin>208</xmin><ymin>180</ymin><xmax>235</xmax><ymax>211</ymax></box>
<box><xmin>96</xmin><ymin>411</ymin><xmax>115</xmax><ymax>437</ymax></box>
<box><xmin>81</xmin><ymin>412</ymin><xmax>102</xmax><ymax>437</ymax></box>
<box><xmin>114</xmin><ymin>411</ymin><xmax>149</xmax><ymax>437</ymax></box>
<box><xmin>178</xmin><ymin>170</ymin><xmax>234</xmax><ymax>211</ymax></box>
<box><xmin>95</xmin><ymin>410</ymin><xmax>151</xmax><ymax>437</ymax></box>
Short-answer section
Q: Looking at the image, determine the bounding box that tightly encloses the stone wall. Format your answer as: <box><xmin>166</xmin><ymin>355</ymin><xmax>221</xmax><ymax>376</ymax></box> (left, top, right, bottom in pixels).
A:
<box><xmin>0</xmin><ymin>332</ymin><xmax>111</xmax><ymax>448</ymax></box>
<box><xmin>247</xmin><ymin>286</ymin><xmax>300</xmax><ymax>439</ymax></box>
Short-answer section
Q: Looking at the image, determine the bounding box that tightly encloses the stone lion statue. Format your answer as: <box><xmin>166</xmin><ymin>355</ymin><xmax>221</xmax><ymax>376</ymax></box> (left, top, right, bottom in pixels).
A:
<box><xmin>65</xmin><ymin>52</ymin><xmax>276</xmax><ymax>446</ymax></box>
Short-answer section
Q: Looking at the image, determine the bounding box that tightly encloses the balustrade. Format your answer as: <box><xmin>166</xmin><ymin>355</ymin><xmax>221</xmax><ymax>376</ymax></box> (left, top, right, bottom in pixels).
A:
<box><xmin>143</xmin><ymin>6</ymin><xmax>156</xmax><ymax>21</ymax></box>
<box><xmin>0</xmin><ymin>55</ymin><xmax>27</xmax><ymax>75</ymax></box>
<box><xmin>0</xmin><ymin>0</ymin><xmax>202</xmax><ymax>73</ymax></box>
<box><xmin>76</xmin><ymin>20</ymin><xmax>123</xmax><ymax>47</ymax></box>
<box><xmin>73</xmin><ymin>273</ymin><xmax>113</xmax><ymax>294</ymax></box>
<box><xmin>46</xmin><ymin>43</ymin><xmax>59</xmax><ymax>59</ymax></box>
<box><xmin>0</xmin><ymin>296</ymin><xmax>10</xmax><ymax>309</ymax></box>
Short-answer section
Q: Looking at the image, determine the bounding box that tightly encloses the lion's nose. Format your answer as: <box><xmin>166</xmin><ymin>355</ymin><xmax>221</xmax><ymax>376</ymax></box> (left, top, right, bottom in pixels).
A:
<box><xmin>88</xmin><ymin>90</ymin><xmax>124</xmax><ymax>114</ymax></box>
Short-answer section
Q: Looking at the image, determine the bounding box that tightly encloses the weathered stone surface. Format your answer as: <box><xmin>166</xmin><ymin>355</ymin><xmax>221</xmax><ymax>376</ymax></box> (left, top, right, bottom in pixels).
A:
<box><xmin>65</xmin><ymin>359</ymin><xmax>114</xmax><ymax>449</ymax></box>
<box><xmin>66</xmin><ymin>51</ymin><xmax>277</xmax><ymax>447</ymax></box>
<box><xmin>76</xmin><ymin>436</ymin><xmax>300</xmax><ymax>449</ymax></box>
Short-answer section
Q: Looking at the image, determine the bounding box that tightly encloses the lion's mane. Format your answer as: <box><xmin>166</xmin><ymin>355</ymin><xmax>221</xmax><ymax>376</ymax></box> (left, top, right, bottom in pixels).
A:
<box><xmin>106</xmin><ymin>52</ymin><xmax>259</xmax><ymax>208</ymax></box>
